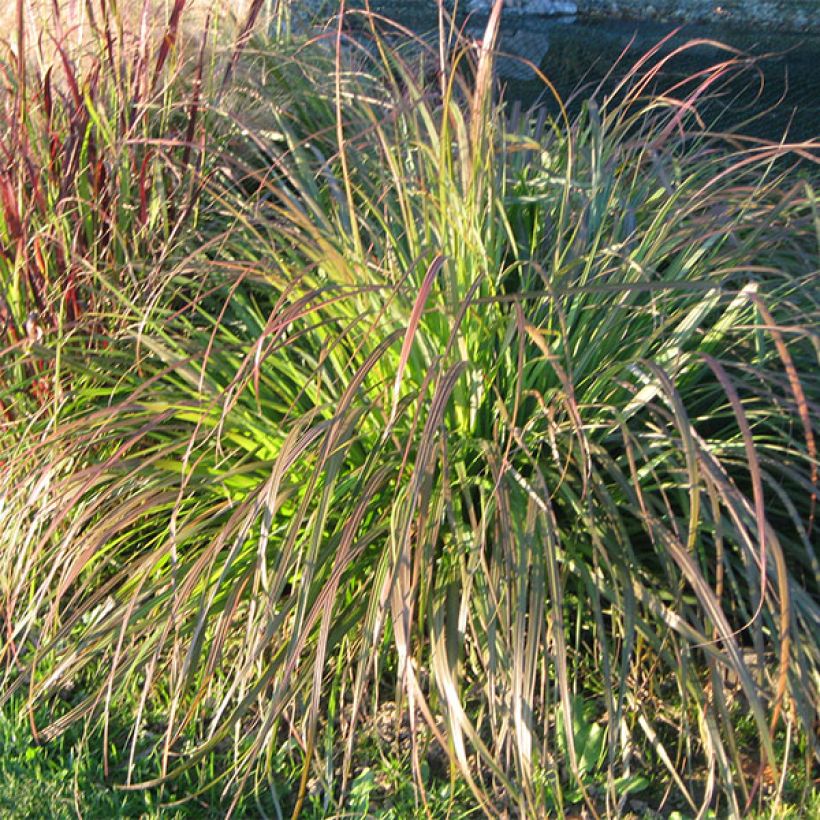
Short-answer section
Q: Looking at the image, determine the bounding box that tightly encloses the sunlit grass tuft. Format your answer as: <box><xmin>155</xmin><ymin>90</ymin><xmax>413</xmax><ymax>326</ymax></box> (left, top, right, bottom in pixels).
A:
<box><xmin>1</xmin><ymin>2</ymin><xmax>818</xmax><ymax>816</ymax></box>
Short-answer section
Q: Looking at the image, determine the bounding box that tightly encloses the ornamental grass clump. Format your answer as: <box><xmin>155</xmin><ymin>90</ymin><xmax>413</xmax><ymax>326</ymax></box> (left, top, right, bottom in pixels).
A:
<box><xmin>1</xmin><ymin>2</ymin><xmax>818</xmax><ymax>816</ymax></box>
<box><xmin>0</xmin><ymin>0</ymin><xmax>280</xmax><ymax>419</ymax></box>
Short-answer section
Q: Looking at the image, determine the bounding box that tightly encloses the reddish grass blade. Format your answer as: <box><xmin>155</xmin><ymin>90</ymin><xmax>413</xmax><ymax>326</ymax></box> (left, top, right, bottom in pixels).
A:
<box><xmin>387</xmin><ymin>254</ymin><xmax>446</xmax><ymax>431</ymax></box>
<box><xmin>153</xmin><ymin>0</ymin><xmax>188</xmax><ymax>85</ymax></box>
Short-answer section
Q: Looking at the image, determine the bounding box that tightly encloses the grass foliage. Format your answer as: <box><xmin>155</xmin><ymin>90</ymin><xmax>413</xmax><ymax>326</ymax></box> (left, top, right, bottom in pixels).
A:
<box><xmin>1</xmin><ymin>0</ymin><xmax>818</xmax><ymax>816</ymax></box>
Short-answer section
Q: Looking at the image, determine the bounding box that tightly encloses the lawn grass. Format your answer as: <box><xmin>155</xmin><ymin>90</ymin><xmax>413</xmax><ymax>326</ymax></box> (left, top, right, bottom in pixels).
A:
<box><xmin>0</xmin><ymin>692</ymin><xmax>482</xmax><ymax>818</ymax></box>
<box><xmin>1</xmin><ymin>1</ymin><xmax>818</xmax><ymax>817</ymax></box>
<box><xmin>0</xmin><ymin>696</ymin><xmax>205</xmax><ymax>818</ymax></box>
<box><xmin>0</xmin><ymin>695</ymin><xmax>816</xmax><ymax>818</ymax></box>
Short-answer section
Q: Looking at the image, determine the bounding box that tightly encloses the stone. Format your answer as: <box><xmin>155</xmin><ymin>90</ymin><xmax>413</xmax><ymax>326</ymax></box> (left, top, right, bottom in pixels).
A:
<box><xmin>467</xmin><ymin>0</ymin><xmax>578</xmax><ymax>15</ymax></box>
